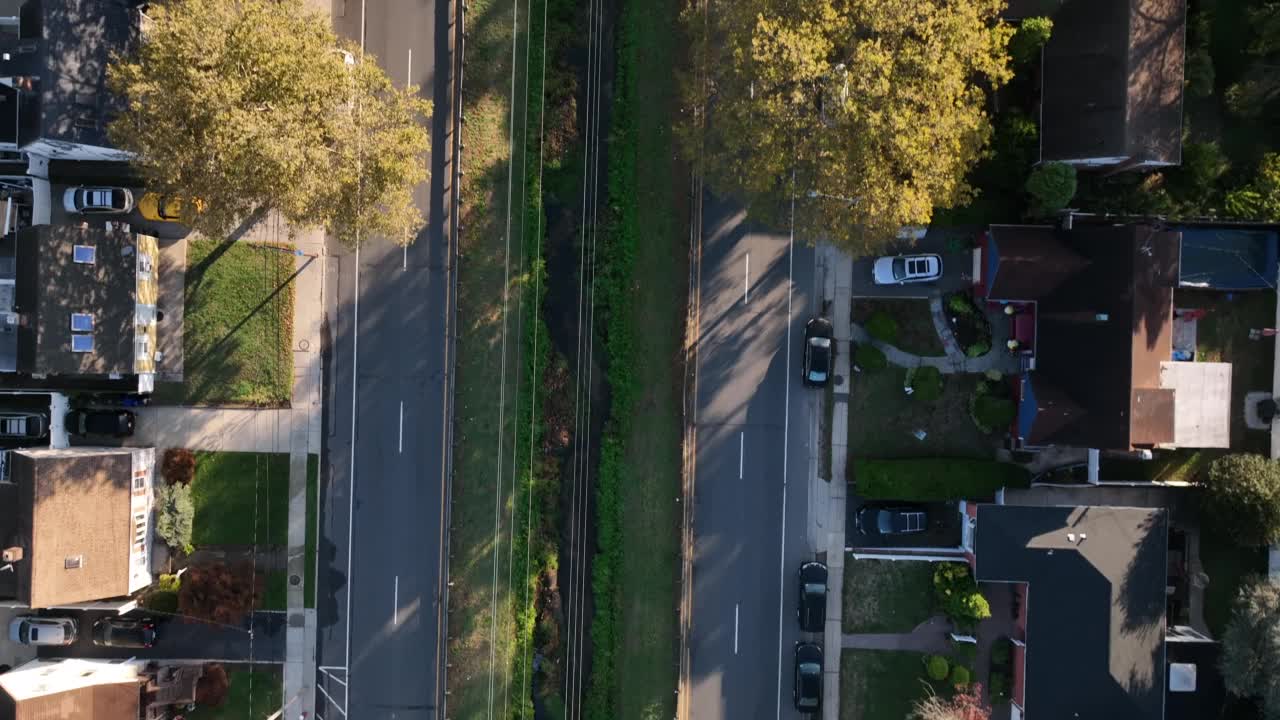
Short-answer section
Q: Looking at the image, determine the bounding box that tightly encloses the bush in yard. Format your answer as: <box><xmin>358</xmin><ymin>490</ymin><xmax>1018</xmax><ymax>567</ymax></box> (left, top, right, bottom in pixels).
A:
<box><xmin>925</xmin><ymin>654</ymin><xmax>951</xmax><ymax>681</ymax></box>
<box><xmin>949</xmin><ymin>665</ymin><xmax>972</xmax><ymax>687</ymax></box>
<box><xmin>1009</xmin><ymin>16</ymin><xmax>1052</xmax><ymax>66</ymax></box>
<box><xmin>934</xmin><ymin>563</ymin><xmax>991</xmax><ymax>627</ymax></box>
<box><xmin>1026</xmin><ymin>162</ymin><xmax>1077</xmax><ymax>215</ymax></box>
<box><xmin>154</xmin><ymin>483</ymin><xmax>194</xmax><ymax>553</ymax></box>
<box><xmin>1196</xmin><ymin>453</ymin><xmax>1280</xmax><ymax>547</ymax></box>
<box><xmin>1226</xmin><ymin>153</ymin><xmax>1280</xmax><ymax>222</ymax></box>
<box><xmin>1169</xmin><ymin>141</ymin><xmax>1230</xmax><ymax>211</ymax></box>
<box><xmin>989</xmin><ymin>672</ymin><xmax>1008</xmax><ymax>700</ymax></box>
<box><xmin>972</xmin><ymin>394</ymin><xmax>1015</xmax><ymax>434</ymax></box>
<box><xmin>964</xmin><ymin>341</ymin><xmax>991</xmax><ymax>358</ymax></box>
<box><xmin>910</xmin><ymin>683</ymin><xmax>989</xmax><ymax>720</ymax></box>
<box><xmin>178</xmin><ymin>562</ymin><xmax>259</xmax><ymax>626</ymax></box>
<box><xmin>855</xmin><ymin>344</ymin><xmax>888</xmax><ymax>373</ymax></box>
<box><xmin>947</xmin><ymin>294</ymin><xmax>977</xmax><ymax>317</ymax></box>
<box><xmin>910</xmin><ymin>366</ymin><xmax>944</xmax><ymax>403</ymax></box>
<box><xmin>162</xmin><ymin>448</ymin><xmax>196</xmax><ymax>486</ymax></box>
<box><xmin>195</xmin><ymin>663</ymin><xmax>230</xmax><ymax>707</ymax></box>
<box><xmin>855</xmin><ymin>458</ymin><xmax>1030</xmax><ymax>501</ymax></box>
<box><xmin>158</xmin><ymin>573</ymin><xmax>182</xmax><ymax>593</ymax></box>
<box><xmin>865</xmin><ymin>311</ymin><xmax>899</xmax><ymax>344</ymax></box>
<box><xmin>1221</xmin><ymin>577</ymin><xmax>1280</xmax><ymax>718</ymax></box>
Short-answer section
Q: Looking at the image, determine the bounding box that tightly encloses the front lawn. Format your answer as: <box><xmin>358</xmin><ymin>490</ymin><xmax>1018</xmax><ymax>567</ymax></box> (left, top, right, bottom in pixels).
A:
<box><xmin>853</xmin><ymin>299</ymin><xmax>946</xmax><ymax>357</ymax></box>
<box><xmin>190</xmin><ymin>451</ymin><xmax>290</xmax><ymax>546</ymax></box>
<box><xmin>1200</xmin><ymin>525</ymin><xmax>1267</xmax><ymax>637</ymax></box>
<box><xmin>843</xmin><ymin>560</ymin><xmax>936</xmax><ymax>634</ymax></box>
<box><xmin>179</xmin><ymin>238</ymin><xmax>296</xmax><ymax>406</ymax></box>
<box><xmin>840</xmin><ymin>650</ymin><xmax>931</xmax><ymax>720</ymax></box>
<box><xmin>1179</xmin><ymin>289</ymin><xmax>1276</xmax><ymax>454</ymax></box>
<box><xmin>260</xmin><ymin>570</ymin><xmax>287</xmax><ymax>611</ymax></box>
<box><xmin>848</xmin><ymin>368</ymin><xmax>1001</xmax><ymax>460</ymax></box>
<box><xmin>187</xmin><ymin>669</ymin><xmax>282</xmax><ymax>719</ymax></box>
<box><xmin>854</xmin><ymin>458</ymin><xmax>1030</xmax><ymax>501</ymax></box>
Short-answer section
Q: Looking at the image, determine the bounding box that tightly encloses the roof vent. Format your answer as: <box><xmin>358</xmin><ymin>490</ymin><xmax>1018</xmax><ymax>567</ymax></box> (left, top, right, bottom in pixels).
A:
<box><xmin>1</xmin><ymin>546</ymin><xmax>21</xmax><ymax>562</ymax></box>
<box><xmin>64</xmin><ymin>555</ymin><xmax>82</xmax><ymax>570</ymax></box>
<box><xmin>1169</xmin><ymin>662</ymin><xmax>1197</xmax><ymax>692</ymax></box>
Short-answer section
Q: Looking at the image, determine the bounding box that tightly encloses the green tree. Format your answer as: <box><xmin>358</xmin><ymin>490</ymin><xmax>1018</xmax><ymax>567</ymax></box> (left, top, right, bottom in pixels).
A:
<box><xmin>1199</xmin><ymin>453</ymin><xmax>1280</xmax><ymax>547</ymax></box>
<box><xmin>107</xmin><ymin>0</ymin><xmax>430</xmax><ymax>247</ymax></box>
<box><xmin>1226</xmin><ymin>153</ymin><xmax>1280</xmax><ymax>222</ymax></box>
<box><xmin>1008</xmin><ymin>17</ymin><xmax>1053</xmax><ymax>66</ymax></box>
<box><xmin>682</xmin><ymin>0</ymin><xmax>1013</xmax><ymax>253</ymax></box>
<box><xmin>1025</xmin><ymin>161</ymin><xmax>1077</xmax><ymax>215</ymax></box>
<box><xmin>1225</xmin><ymin>2</ymin><xmax>1280</xmax><ymax>117</ymax></box>
<box><xmin>1221</xmin><ymin>578</ymin><xmax>1280</xmax><ymax>718</ymax></box>
<box><xmin>155</xmin><ymin>483</ymin><xmax>194</xmax><ymax>553</ymax></box>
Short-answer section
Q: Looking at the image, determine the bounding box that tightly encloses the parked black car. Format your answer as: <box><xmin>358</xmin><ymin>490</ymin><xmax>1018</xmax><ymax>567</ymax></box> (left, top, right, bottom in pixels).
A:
<box><xmin>802</xmin><ymin>317</ymin><xmax>833</xmax><ymax>387</ymax></box>
<box><xmin>794</xmin><ymin>642</ymin><xmax>824</xmax><ymax>714</ymax></box>
<box><xmin>855</xmin><ymin>504</ymin><xmax>928</xmax><ymax>536</ymax></box>
<box><xmin>92</xmin><ymin>617</ymin><xmax>158</xmax><ymax>648</ymax></box>
<box><xmin>66</xmin><ymin>409</ymin><xmax>135</xmax><ymax>438</ymax></box>
<box><xmin>797</xmin><ymin>561</ymin><xmax>828</xmax><ymax>632</ymax></box>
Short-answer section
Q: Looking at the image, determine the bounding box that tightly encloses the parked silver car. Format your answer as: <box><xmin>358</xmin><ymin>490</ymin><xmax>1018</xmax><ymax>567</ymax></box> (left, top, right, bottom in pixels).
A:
<box><xmin>0</xmin><ymin>412</ymin><xmax>48</xmax><ymax>440</ymax></box>
<box><xmin>63</xmin><ymin>186</ymin><xmax>135</xmax><ymax>215</ymax></box>
<box><xmin>872</xmin><ymin>253</ymin><xmax>942</xmax><ymax>285</ymax></box>
<box><xmin>8</xmin><ymin>616</ymin><xmax>77</xmax><ymax>646</ymax></box>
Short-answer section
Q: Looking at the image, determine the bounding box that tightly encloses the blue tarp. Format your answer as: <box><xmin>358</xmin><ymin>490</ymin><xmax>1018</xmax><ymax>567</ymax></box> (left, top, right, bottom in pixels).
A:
<box><xmin>1178</xmin><ymin>226</ymin><xmax>1279</xmax><ymax>291</ymax></box>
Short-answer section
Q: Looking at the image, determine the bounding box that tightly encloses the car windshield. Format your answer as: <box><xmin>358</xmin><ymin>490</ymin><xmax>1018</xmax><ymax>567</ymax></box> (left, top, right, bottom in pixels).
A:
<box><xmin>891</xmin><ymin>257</ymin><xmax>907</xmax><ymax>280</ymax></box>
<box><xmin>28</xmin><ymin>626</ymin><xmax>38</xmax><ymax>643</ymax></box>
<box><xmin>804</xmin><ymin>583</ymin><xmax>826</xmax><ymax>596</ymax></box>
<box><xmin>877</xmin><ymin>511</ymin><xmax>896</xmax><ymax>533</ymax></box>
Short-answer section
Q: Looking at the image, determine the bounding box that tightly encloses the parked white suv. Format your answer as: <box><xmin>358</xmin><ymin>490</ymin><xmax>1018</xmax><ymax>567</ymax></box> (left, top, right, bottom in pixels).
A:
<box><xmin>9</xmin><ymin>616</ymin><xmax>77</xmax><ymax>646</ymax></box>
<box><xmin>872</xmin><ymin>253</ymin><xmax>943</xmax><ymax>285</ymax></box>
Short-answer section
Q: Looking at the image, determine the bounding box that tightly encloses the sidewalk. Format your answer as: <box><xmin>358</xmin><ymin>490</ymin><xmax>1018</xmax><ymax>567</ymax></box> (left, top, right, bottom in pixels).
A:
<box><xmin>133</xmin><ymin>216</ymin><xmax>325</xmax><ymax>720</ymax></box>
<box><xmin>819</xmin><ymin>243</ymin><xmax>852</xmax><ymax>720</ymax></box>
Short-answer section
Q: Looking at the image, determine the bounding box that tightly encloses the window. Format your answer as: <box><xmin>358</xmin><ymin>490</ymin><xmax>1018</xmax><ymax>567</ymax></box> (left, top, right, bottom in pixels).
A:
<box><xmin>64</xmin><ymin>555</ymin><xmax>82</xmax><ymax>569</ymax></box>
<box><xmin>70</xmin><ymin>313</ymin><xmax>93</xmax><ymax>332</ymax></box>
<box><xmin>133</xmin><ymin>476</ymin><xmax>145</xmax><ymax>490</ymax></box>
<box><xmin>136</xmin><ymin>335</ymin><xmax>150</xmax><ymax>359</ymax></box>
<box><xmin>72</xmin><ymin>245</ymin><xmax>96</xmax><ymax>264</ymax></box>
<box><xmin>71</xmin><ymin>334</ymin><xmax>93</xmax><ymax>353</ymax></box>
<box><xmin>138</xmin><ymin>254</ymin><xmax>153</xmax><ymax>274</ymax></box>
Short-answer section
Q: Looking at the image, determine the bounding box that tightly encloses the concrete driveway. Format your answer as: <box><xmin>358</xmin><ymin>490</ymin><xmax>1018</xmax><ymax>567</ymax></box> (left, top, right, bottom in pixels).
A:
<box><xmin>850</xmin><ymin>251</ymin><xmax>976</xmax><ymax>298</ymax></box>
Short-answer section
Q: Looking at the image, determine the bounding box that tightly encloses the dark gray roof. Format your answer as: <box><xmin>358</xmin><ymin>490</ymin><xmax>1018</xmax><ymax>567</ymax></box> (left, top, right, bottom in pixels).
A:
<box><xmin>0</xmin><ymin>0</ymin><xmax>137</xmax><ymax>149</ymax></box>
<box><xmin>11</xmin><ymin>225</ymin><xmax>138</xmax><ymax>378</ymax></box>
<box><xmin>1040</xmin><ymin>0</ymin><xmax>1185</xmax><ymax>165</ymax></box>
<box><xmin>975</xmin><ymin>504</ymin><xmax>1168</xmax><ymax>720</ymax></box>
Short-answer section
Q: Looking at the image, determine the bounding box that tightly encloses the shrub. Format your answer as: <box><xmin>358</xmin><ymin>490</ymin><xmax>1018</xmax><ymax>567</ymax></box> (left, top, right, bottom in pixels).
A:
<box><xmin>1227</xmin><ymin>153</ymin><xmax>1280</xmax><ymax>222</ymax></box>
<box><xmin>162</xmin><ymin>448</ymin><xmax>196</xmax><ymax>486</ymax></box>
<box><xmin>855</xmin><ymin>344</ymin><xmax>888</xmax><ymax>372</ymax></box>
<box><xmin>1197</xmin><ymin>454</ymin><xmax>1280</xmax><ymax>547</ymax></box>
<box><xmin>964</xmin><ymin>341</ymin><xmax>991</xmax><ymax>358</ymax></box>
<box><xmin>866</xmin><ymin>311</ymin><xmax>899</xmax><ymax>344</ymax></box>
<box><xmin>910</xmin><ymin>366</ymin><xmax>944</xmax><ymax>403</ymax></box>
<box><xmin>1009</xmin><ymin>16</ymin><xmax>1053</xmax><ymax>66</ymax></box>
<box><xmin>158</xmin><ymin>573</ymin><xmax>182</xmax><ymax>593</ymax></box>
<box><xmin>947</xmin><ymin>294</ymin><xmax>976</xmax><ymax>317</ymax></box>
<box><xmin>144</xmin><ymin>589</ymin><xmax>179</xmax><ymax>614</ymax></box>
<box><xmin>991</xmin><ymin>637</ymin><xmax>1011</xmax><ymax>666</ymax></box>
<box><xmin>925</xmin><ymin>654</ymin><xmax>950</xmax><ymax>681</ymax></box>
<box><xmin>155</xmin><ymin>483</ymin><xmax>194</xmax><ymax>552</ymax></box>
<box><xmin>934</xmin><ymin>563</ymin><xmax>992</xmax><ymax>627</ymax></box>
<box><xmin>972</xmin><ymin>394</ymin><xmax>1016</xmax><ymax>433</ymax></box>
<box><xmin>990</xmin><ymin>671</ymin><xmax>1008</xmax><ymax>699</ymax></box>
<box><xmin>855</xmin><ymin>458</ymin><xmax>1030</xmax><ymax>501</ymax></box>
<box><xmin>1170</xmin><ymin>141</ymin><xmax>1230</xmax><ymax>208</ymax></box>
<box><xmin>178</xmin><ymin>562</ymin><xmax>259</xmax><ymax>625</ymax></box>
<box><xmin>1026</xmin><ymin>162</ymin><xmax>1078</xmax><ymax>215</ymax></box>
<box><xmin>949</xmin><ymin>664</ymin><xmax>971</xmax><ymax>687</ymax></box>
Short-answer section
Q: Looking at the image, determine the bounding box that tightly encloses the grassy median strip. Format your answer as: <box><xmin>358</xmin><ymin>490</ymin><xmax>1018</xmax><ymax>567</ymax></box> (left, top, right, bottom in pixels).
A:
<box><xmin>176</xmin><ymin>239</ymin><xmax>295</xmax><ymax>406</ymax></box>
<box><xmin>585</xmin><ymin>0</ymin><xmax>685</xmax><ymax>716</ymax></box>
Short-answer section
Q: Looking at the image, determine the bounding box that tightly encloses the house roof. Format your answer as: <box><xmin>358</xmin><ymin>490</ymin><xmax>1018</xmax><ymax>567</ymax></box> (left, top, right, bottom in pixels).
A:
<box><xmin>975</xmin><ymin>504</ymin><xmax>1168</xmax><ymax>720</ymax></box>
<box><xmin>1</xmin><ymin>448</ymin><xmax>136</xmax><ymax>608</ymax></box>
<box><xmin>991</xmin><ymin>224</ymin><xmax>1180</xmax><ymax>449</ymax></box>
<box><xmin>0</xmin><ymin>0</ymin><xmax>137</xmax><ymax>149</ymax></box>
<box><xmin>1040</xmin><ymin>0</ymin><xmax>1185</xmax><ymax>165</ymax></box>
<box><xmin>9</xmin><ymin>225</ymin><xmax>142</xmax><ymax>379</ymax></box>
<box><xmin>0</xmin><ymin>658</ymin><xmax>141</xmax><ymax>720</ymax></box>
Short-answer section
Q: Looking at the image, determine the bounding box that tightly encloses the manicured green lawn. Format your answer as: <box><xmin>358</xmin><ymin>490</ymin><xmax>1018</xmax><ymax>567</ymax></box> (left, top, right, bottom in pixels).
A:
<box><xmin>1200</xmin><ymin>526</ymin><xmax>1267</xmax><ymax>637</ymax></box>
<box><xmin>840</xmin><ymin>651</ymin><xmax>931</xmax><ymax>720</ymax></box>
<box><xmin>180</xmin><ymin>238</ymin><xmax>295</xmax><ymax>406</ymax></box>
<box><xmin>305</xmin><ymin>453</ymin><xmax>318</xmax><ymax>609</ymax></box>
<box><xmin>843</xmin><ymin>560</ymin><xmax>937</xmax><ymax>634</ymax></box>
<box><xmin>848</xmin><ymin>368</ymin><xmax>1000</xmax><ymax>460</ymax></box>
<box><xmin>854</xmin><ymin>458</ymin><xmax>1029</xmax><ymax>501</ymax></box>
<box><xmin>191</xmin><ymin>452</ymin><xmax>290</xmax><ymax>546</ymax></box>
<box><xmin>188</xmin><ymin>669</ymin><xmax>282</xmax><ymax>719</ymax></box>
<box><xmin>853</xmin><ymin>299</ymin><xmax>947</xmax><ymax>357</ymax></box>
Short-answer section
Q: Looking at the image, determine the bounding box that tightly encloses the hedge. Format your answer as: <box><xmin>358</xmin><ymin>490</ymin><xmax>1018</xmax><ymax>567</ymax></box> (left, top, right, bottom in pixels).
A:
<box><xmin>853</xmin><ymin>458</ymin><xmax>1030</xmax><ymax>501</ymax></box>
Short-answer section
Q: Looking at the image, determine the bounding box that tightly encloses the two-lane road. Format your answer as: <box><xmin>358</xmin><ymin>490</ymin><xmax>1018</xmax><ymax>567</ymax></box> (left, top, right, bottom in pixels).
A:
<box><xmin>316</xmin><ymin>0</ymin><xmax>458</xmax><ymax>718</ymax></box>
<box><xmin>689</xmin><ymin>193</ymin><xmax>822</xmax><ymax>720</ymax></box>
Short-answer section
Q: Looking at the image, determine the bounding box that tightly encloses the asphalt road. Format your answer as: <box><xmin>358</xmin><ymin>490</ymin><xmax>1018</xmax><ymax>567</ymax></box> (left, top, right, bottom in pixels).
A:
<box><xmin>316</xmin><ymin>0</ymin><xmax>457</xmax><ymax>718</ymax></box>
<box><xmin>689</xmin><ymin>192</ymin><xmax>822</xmax><ymax>720</ymax></box>
<box><xmin>36</xmin><ymin>609</ymin><xmax>284</xmax><ymax>663</ymax></box>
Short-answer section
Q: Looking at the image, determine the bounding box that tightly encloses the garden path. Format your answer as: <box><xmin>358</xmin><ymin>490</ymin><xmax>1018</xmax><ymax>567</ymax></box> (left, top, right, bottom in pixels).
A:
<box><xmin>841</xmin><ymin>614</ymin><xmax>953</xmax><ymax>653</ymax></box>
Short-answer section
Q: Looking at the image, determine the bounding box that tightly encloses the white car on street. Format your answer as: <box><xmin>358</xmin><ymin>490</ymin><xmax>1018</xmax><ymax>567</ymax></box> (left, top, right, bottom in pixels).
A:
<box><xmin>872</xmin><ymin>253</ymin><xmax>943</xmax><ymax>285</ymax></box>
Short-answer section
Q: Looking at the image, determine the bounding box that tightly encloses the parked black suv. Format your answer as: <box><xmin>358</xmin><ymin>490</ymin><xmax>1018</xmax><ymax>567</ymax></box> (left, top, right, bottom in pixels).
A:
<box><xmin>794</xmin><ymin>642</ymin><xmax>824</xmax><ymax>714</ymax></box>
<box><xmin>66</xmin><ymin>409</ymin><xmax>135</xmax><ymax>438</ymax></box>
<box><xmin>802</xmin><ymin>317</ymin><xmax>833</xmax><ymax>387</ymax></box>
<box><xmin>855</xmin><ymin>503</ymin><xmax>929</xmax><ymax>537</ymax></box>
<box><xmin>797</xmin><ymin>561</ymin><xmax>828</xmax><ymax>632</ymax></box>
<box><xmin>92</xmin><ymin>617</ymin><xmax>158</xmax><ymax>648</ymax></box>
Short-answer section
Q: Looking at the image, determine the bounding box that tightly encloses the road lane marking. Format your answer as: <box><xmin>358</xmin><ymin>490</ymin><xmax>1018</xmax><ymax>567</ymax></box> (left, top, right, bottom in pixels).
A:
<box><xmin>734</xmin><ymin>603</ymin><xmax>740</xmax><ymax>655</ymax></box>
<box><xmin>739</xmin><ymin>431</ymin><xmax>744</xmax><ymax>479</ymax></box>
<box><xmin>393</xmin><ymin>575</ymin><xmax>400</xmax><ymax>626</ymax></box>
<box><xmin>343</xmin><ymin>244</ymin><xmax>360</xmax><ymax>720</ymax></box>
<box><xmin>398</xmin><ymin>401</ymin><xmax>404</xmax><ymax>453</ymax></box>
<box><xmin>775</xmin><ymin>187</ymin><xmax>796</xmax><ymax>720</ymax></box>
<box><xmin>318</xmin><ymin>684</ymin><xmax>346</xmax><ymax>717</ymax></box>
<box><xmin>744</xmin><ymin>252</ymin><xmax>750</xmax><ymax>303</ymax></box>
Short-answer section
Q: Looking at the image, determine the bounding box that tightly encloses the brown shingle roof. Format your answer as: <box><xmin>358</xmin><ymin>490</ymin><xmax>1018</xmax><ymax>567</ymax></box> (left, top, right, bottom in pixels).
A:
<box><xmin>12</xmin><ymin>449</ymin><xmax>134</xmax><ymax>608</ymax></box>
<box><xmin>10</xmin><ymin>682</ymin><xmax>139</xmax><ymax>720</ymax></box>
